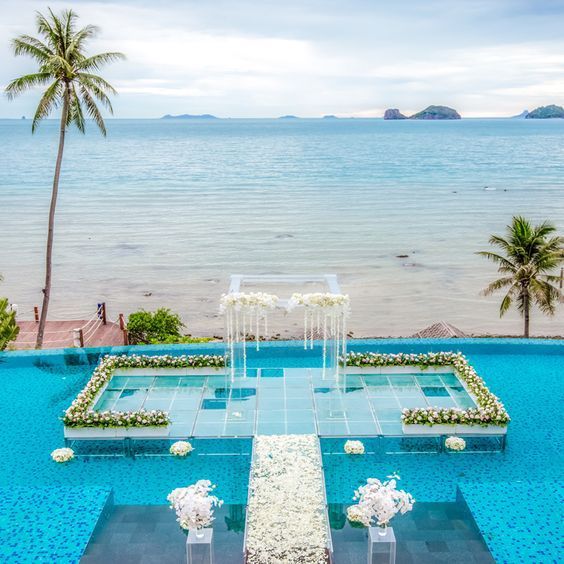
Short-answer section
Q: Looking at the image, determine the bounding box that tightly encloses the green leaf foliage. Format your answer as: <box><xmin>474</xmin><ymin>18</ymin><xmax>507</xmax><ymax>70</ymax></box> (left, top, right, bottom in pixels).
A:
<box><xmin>0</xmin><ymin>298</ymin><xmax>19</xmax><ymax>351</ymax></box>
<box><xmin>127</xmin><ymin>308</ymin><xmax>186</xmax><ymax>345</ymax></box>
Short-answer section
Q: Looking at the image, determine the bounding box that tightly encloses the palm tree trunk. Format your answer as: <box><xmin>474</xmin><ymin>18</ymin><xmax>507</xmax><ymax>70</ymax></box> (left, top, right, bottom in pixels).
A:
<box><xmin>35</xmin><ymin>87</ymin><xmax>70</xmax><ymax>349</ymax></box>
<box><xmin>523</xmin><ymin>290</ymin><xmax>530</xmax><ymax>338</ymax></box>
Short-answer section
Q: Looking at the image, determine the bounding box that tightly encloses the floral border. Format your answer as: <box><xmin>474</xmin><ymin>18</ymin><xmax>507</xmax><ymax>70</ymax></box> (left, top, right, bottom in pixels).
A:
<box><xmin>63</xmin><ymin>354</ymin><xmax>225</xmax><ymax>428</ymax></box>
<box><xmin>345</xmin><ymin>352</ymin><xmax>510</xmax><ymax>427</ymax></box>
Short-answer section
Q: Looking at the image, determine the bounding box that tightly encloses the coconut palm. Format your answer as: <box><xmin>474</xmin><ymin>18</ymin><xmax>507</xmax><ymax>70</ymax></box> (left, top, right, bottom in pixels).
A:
<box><xmin>478</xmin><ymin>216</ymin><xmax>564</xmax><ymax>337</ymax></box>
<box><xmin>5</xmin><ymin>9</ymin><xmax>124</xmax><ymax>348</ymax></box>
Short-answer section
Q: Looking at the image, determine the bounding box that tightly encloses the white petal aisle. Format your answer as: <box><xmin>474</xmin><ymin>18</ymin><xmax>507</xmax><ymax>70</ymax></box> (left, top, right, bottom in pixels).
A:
<box><xmin>245</xmin><ymin>435</ymin><xmax>330</xmax><ymax>564</ymax></box>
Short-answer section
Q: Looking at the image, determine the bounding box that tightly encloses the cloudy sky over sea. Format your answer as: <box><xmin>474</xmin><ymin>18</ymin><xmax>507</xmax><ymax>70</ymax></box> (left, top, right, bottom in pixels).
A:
<box><xmin>1</xmin><ymin>0</ymin><xmax>564</xmax><ymax>118</ymax></box>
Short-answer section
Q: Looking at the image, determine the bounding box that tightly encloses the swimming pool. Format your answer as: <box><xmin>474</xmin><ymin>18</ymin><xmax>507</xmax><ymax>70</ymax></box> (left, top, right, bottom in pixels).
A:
<box><xmin>0</xmin><ymin>338</ymin><xmax>562</xmax><ymax>562</ymax></box>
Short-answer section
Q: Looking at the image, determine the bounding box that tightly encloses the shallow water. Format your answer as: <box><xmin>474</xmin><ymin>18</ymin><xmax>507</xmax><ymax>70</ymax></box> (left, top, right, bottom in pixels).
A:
<box><xmin>0</xmin><ymin>118</ymin><xmax>563</xmax><ymax>336</ymax></box>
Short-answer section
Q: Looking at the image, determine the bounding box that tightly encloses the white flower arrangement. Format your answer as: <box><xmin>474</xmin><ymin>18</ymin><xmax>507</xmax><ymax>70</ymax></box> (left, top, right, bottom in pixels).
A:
<box><xmin>348</xmin><ymin>474</ymin><xmax>414</xmax><ymax>528</ymax></box>
<box><xmin>219</xmin><ymin>292</ymin><xmax>279</xmax><ymax>312</ymax></box>
<box><xmin>63</xmin><ymin>354</ymin><xmax>224</xmax><ymax>429</ymax></box>
<box><xmin>51</xmin><ymin>447</ymin><xmax>75</xmax><ymax>463</ymax></box>
<box><xmin>170</xmin><ymin>441</ymin><xmax>194</xmax><ymax>456</ymax></box>
<box><xmin>445</xmin><ymin>436</ymin><xmax>466</xmax><ymax>451</ymax></box>
<box><xmin>344</xmin><ymin>440</ymin><xmax>365</xmax><ymax>455</ymax></box>
<box><xmin>167</xmin><ymin>480</ymin><xmax>223</xmax><ymax>532</ymax></box>
<box><xmin>287</xmin><ymin>292</ymin><xmax>350</xmax><ymax>312</ymax></box>
<box><xmin>246</xmin><ymin>435</ymin><xmax>329</xmax><ymax>564</ymax></box>
<box><xmin>345</xmin><ymin>352</ymin><xmax>510</xmax><ymax>428</ymax></box>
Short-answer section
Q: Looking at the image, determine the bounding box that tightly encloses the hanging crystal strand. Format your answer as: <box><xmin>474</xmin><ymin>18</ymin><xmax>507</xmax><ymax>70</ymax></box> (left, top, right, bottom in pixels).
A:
<box><xmin>310</xmin><ymin>309</ymin><xmax>314</xmax><ymax>350</ymax></box>
<box><xmin>234</xmin><ymin>308</ymin><xmax>240</xmax><ymax>379</ymax></box>
<box><xmin>242</xmin><ymin>312</ymin><xmax>247</xmax><ymax>376</ymax></box>
<box><xmin>303</xmin><ymin>307</ymin><xmax>308</xmax><ymax>350</ymax></box>
<box><xmin>264</xmin><ymin>311</ymin><xmax>268</xmax><ymax>341</ymax></box>
<box><xmin>256</xmin><ymin>307</ymin><xmax>260</xmax><ymax>351</ymax></box>
<box><xmin>323</xmin><ymin>312</ymin><xmax>327</xmax><ymax>371</ymax></box>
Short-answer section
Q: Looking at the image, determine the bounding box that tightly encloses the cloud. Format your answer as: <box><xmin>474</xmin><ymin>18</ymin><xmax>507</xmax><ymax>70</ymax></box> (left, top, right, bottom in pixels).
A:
<box><xmin>1</xmin><ymin>0</ymin><xmax>563</xmax><ymax>117</ymax></box>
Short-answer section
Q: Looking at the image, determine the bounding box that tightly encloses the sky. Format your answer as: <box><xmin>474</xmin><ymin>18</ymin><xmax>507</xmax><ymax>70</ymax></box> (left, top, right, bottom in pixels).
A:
<box><xmin>1</xmin><ymin>0</ymin><xmax>563</xmax><ymax>118</ymax></box>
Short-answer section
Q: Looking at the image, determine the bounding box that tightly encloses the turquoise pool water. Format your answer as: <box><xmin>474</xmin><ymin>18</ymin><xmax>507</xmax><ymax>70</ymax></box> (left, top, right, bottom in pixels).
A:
<box><xmin>0</xmin><ymin>339</ymin><xmax>562</xmax><ymax>562</ymax></box>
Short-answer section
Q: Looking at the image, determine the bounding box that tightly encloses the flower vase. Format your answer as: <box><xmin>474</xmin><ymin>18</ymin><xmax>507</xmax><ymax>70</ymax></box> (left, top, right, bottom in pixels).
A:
<box><xmin>194</xmin><ymin>528</ymin><xmax>205</xmax><ymax>539</ymax></box>
<box><xmin>378</xmin><ymin>524</ymin><xmax>388</xmax><ymax>537</ymax></box>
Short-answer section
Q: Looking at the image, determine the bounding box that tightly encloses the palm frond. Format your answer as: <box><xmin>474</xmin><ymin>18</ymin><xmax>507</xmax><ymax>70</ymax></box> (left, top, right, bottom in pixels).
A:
<box><xmin>31</xmin><ymin>80</ymin><xmax>63</xmax><ymax>132</ymax></box>
<box><xmin>475</xmin><ymin>251</ymin><xmax>516</xmax><ymax>273</ymax></box>
<box><xmin>11</xmin><ymin>36</ymin><xmax>52</xmax><ymax>61</ymax></box>
<box><xmin>68</xmin><ymin>84</ymin><xmax>85</xmax><ymax>133</ymax></box>
<box><xmin>5</xmin><ymin>72</ymin><xmax>52</xmax><ymax>99</ymax></box>
<box><xmin>79</xmin><ymin>86</ymin><xmax>106</xmax><ymax>135</ymax></box>
<box><xmin>481</xmin><ymin>276</ymin><xmax>514</xmax><ymax>296</ymax></box>
<box><xmin>77</xmin><ymin>52</ymin><xmax>125</xmax><ymax>72</ymax></box>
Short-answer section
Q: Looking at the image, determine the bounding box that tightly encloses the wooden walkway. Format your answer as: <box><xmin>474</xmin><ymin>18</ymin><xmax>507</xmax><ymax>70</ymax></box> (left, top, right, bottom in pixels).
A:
<box><xmin>15</xmin><ymin>320</ymin><xmax>125</xmax><ymax>350</ymax></box>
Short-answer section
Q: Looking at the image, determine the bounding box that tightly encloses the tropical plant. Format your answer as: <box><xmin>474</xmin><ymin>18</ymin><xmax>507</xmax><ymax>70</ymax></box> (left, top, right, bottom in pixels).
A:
<box><xmin>5</xmin><ymin>9</ymin><xmax>124</xmax><ymax>348</ymax></box>
<box><xmin>0</xmin><ymin>297</ymin><xmax>20</xmax><ymax>351</ymax></box>
<box><xmin>478</xmin><ymin>216</ymin><xmax>564</xmax><ymax>337</ymax></box>
<box><xmin>127</xmin><ymin>308</ymin><xmax>185</xmax><ymax>344</ymax></box>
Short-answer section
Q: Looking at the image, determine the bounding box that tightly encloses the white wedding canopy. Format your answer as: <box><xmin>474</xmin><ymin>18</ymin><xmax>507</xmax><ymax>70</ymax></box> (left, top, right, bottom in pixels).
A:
<box><xmin>221</xmin><ymin>274</ymin><xmax>349</xmax><ymax>377</ymax></box>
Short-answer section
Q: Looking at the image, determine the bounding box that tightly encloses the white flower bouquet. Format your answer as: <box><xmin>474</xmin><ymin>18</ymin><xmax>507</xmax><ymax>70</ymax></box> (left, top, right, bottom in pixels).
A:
<box><xmin>51</xmin><ymin>447</ymin><xmax>75</xmax><ymax>463</ymax></box>
<box><xmin>348</xmin><ymin>474</ymin><xmax>414</xmax><ymax>529</ymax></box>
<box><xmin>167</xmin><ymin>480</ymin><xmax>222</xmax><ymax>532</ymax></box>
<box><xmin>344</xmin><ymin>440</ymin><xmax>365</xmax><ymax>455</ymax></box>
<box><xmin>445</xmin><ymin>436</ymin><xmax>466</xmax><ymax>451</ymax></box>
<box><xmin>170</xmin><ymin>440</ymin><xmax>194</xmax><ymax>456</ymax></box>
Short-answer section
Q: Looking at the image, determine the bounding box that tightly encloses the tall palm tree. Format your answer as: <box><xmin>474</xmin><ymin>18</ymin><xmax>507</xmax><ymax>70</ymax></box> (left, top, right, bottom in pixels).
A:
<box><xmin>5</xmin><ymin>9</ymin><xmax>124</xmax><ymax>348</ymax></box>
<box><xmin>478</xmin><ymin>216</ymin><xmax>564</xmax><ymax>337</ymax></box>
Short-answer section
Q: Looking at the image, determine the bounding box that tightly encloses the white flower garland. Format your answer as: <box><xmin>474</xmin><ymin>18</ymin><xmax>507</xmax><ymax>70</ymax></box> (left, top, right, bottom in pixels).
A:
<box><xmin>220</xmin><ymin>292</ymin><xmax>279</xmax><ymax>375</ymax></box>
<box><xmin>51</xmin><ymin>447</ymin><xmax>75</xmax><ymax>463</ymax></box>
<box><xmin>345</xmin><ymin>352</ymin><xmax>510</xmax><ymax>428</ymax></box>
<box><xmin>288</xmin><ymin>293</ymin><xmax>350</xmax><ymax>371</ymax></box>
<box><xmin>445</xmin><ymin>436</ymin><xmax>466</xmax><ymax>451</ymax></box>
<box><xmin>344</xmin><ymin>440</ymin><xmax>365</xmax><ymax>455</ymax></box>
<box><xmin>170</xmin><ymin>440</ymin><xmax>194</xmax><ymax>456</ymax></box>
<box><xmin>167</xmin><ymin>480</ymin><xmax>223</xmax><ymax>531</ymax></box>
<box><xmin>246</xmin><ymin>435</ymin><xmax>329</xmax><ymax>564</ymax></box>
<box><xmin>64</xmin><ymin>354</ymin><xmax>224</xmax><ymax>429</ymax></box>
<box><xmin>348</xmin><ymin>474</ymin><xmax>414</xmax><ymax>528</ymax></box>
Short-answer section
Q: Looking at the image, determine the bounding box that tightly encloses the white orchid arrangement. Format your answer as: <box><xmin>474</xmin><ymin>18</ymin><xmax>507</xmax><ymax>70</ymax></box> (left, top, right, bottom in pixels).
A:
<box><xmin>167</xmin><ymin>480</ymin><xmax>223</xmax><ymax>532</ymax></box>
<box><xmin>51</xmin><ymin>447</ymin><xmax>75</xmax><ymax>463</ymax></box>
<box><xmin>246</xmin><ymin>435</ymin><xmax>329</xmax><ymax>564</ymax></box>
<box><xmin>347</xmin><ymin>474</ymin><xmax>414</xmax><ymax>528</ymax></box>
<box><xmin>170</xmin><ymin>440</ymin><xmax>194</xmax><ymax>456</ymax></box>
<box><xmin>64</xmin><ymin>354</ymin><xmax>224</xmax><ymax>429</ymax></box>
<box><xmin>345</xmin><ymin>352</ymin><xmax>510</xmax><ymax>428</ymax></box>
<box><xmin>445</xmin><ymin>436</ymin><xmax>466</xmax><ymax>451</ymax></box>
<box><xmin>219</xmin><ymin>292</ymin><xmax>279</xmax><ymax>312</ymax></box>
<box><xmin>344</xmin><ymin>440</ymin><xmax>365</xmax><ymax>455</ymax></box>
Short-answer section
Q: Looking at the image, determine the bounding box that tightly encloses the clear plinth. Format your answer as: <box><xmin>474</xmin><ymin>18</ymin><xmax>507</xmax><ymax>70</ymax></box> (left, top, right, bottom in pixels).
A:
<box><xmin>186</xmin><ymin>528</ymin><xmax>213</xmax><ymax>564</ymax></box>
<box><xmin>368</xmin><ymin>526</ymin><xmax>396</xmax><ymax>564</ymax></box>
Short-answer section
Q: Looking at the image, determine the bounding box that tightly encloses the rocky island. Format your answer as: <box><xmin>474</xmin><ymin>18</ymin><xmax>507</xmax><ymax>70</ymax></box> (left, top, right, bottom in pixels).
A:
<box><xmin>525</xmin><ymin>105</ymin><xmax>564</xmax><ymax>119</ymax></box>
<box><xmin>410</xmin><ymin>105</ymin><xmax>461</xmax><ymax>120</ymax></box>
<box><xmin>383</xmin><ymin>109</ymin><xmax>407</xmax><ymax>120</ymax></box>
<box><xmin>383</xmin><ymin>105</ymin><xmax>461</xmax><ymax>120</ymax></box>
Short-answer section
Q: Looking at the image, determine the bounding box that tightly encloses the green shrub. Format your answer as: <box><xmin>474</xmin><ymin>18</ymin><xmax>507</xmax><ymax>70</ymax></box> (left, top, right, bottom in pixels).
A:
<box><xmin>0</xmin><ymin>297</ymin><xmax>19</xmax><ymax>351</ymax></box>
<box><xmin>127</xmin><ymin>308</ymin><xmax>184</xmax><ymax>345</ymax></box>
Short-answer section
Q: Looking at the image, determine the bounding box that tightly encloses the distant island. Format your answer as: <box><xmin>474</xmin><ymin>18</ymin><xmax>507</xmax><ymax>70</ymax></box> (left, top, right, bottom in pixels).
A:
<box><xmin>384</xmin><ymin>109</ymin><xmax>407</xmax><ymax>120</ymax></box>
<box><xmin>160</xmin><ymin>114</ymin><xmax>218</xmax><ymax>119</ymax></box>
<box><xmin>525</xmin><ymin>105</ymin><xmax>564</xmax><ymax>119</ymax></box>
<box><xmin>322</xmin><ymin>115</ymin><xmax>338</xmax><ymax>119</ymax></box>
<box><xmin>278</xmin><ymin>115</ymin><xmax>299</xmax><ymax>119</ymax></box>
<box><xmin>384</xmin><ymin>105</ymin><xmax>461</xmax><ymax>120</ymax></box>
<box><xmin>511</xmin><ymin>110</ymin><xmax>529</xmax><ymax>119</ymax></box>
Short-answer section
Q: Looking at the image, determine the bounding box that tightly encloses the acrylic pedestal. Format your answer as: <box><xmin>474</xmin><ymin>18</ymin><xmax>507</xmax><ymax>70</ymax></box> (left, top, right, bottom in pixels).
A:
<box><xmin>368</xmin><ymin>526</ymin><xmax>396</xmax><ymax>564</ymax></box>
<box><xmin>186</xmin><ymin>528</ymin><xmax>213</xmax><ymax>564</ymax></box>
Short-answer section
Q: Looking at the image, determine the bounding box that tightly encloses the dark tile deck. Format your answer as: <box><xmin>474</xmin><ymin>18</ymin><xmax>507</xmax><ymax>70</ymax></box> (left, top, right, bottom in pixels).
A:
<box><xmin>82</xmin><ymin>500</ymin><xmax>493</xmax><ymax>563</ymax></box>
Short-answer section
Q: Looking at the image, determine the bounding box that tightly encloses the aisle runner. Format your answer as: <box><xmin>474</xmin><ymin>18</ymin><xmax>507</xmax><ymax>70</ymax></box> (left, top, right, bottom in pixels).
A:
<box><xmin>245</xmin><ymin>435</ymin><xmax>332</xmax><ymax>564</ymax></box>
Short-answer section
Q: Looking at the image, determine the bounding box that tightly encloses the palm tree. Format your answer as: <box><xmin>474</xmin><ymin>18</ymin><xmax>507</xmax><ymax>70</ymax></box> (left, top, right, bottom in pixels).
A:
<box><xmin>5</xmin><ymin>9</ymin><xmax>124</xmax><ymax>348</ymax></box>
<box><xmin>478</xmin><ymin>216</ymin><xmax>564</xmax><ymax>337</ymax></box>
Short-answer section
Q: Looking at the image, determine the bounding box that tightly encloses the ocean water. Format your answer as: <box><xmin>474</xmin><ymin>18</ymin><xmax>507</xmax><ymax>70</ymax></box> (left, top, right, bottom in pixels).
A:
<box><xmin>0</xmin><ymin>118</ymin><xmax>563</xmax><ymax>336</ymax></box>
